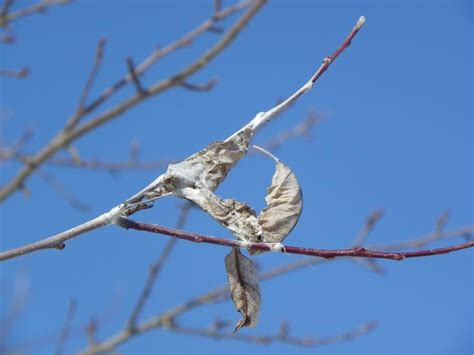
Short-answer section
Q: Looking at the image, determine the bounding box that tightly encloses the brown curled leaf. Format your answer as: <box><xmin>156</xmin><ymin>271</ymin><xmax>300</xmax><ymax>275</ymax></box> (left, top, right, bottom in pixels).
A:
<box><xmin>255</xmin><ymin>145</ymin><xmax>303</xmax><ymax>244</ymax></box>
<box><xmin>167</xmin><ymin>128</ymin><xmax>253</xmax><ymax>191</ymax></box>
<box><xmin>225</xmin><ymin>247</ymin><xmax>261</xmax><ymax>332</ymax></box>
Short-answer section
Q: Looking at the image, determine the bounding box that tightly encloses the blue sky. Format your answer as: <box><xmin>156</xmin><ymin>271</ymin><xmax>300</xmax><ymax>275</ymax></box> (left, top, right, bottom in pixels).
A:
<box><xmin>1</xmin><ymin>0</ymin><xmax>472</xmax><ymax>354</ymax></box>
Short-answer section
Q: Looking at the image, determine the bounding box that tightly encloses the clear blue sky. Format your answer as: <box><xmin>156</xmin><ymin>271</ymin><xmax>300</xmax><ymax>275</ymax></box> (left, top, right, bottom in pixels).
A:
<box><xmin>1</xmin><ymin>0</ymin><xmax>472</xmax><ymax>354</ymax></box>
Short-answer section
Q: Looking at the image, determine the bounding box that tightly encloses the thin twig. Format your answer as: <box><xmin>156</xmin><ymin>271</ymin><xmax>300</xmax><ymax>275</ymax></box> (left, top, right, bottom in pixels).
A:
<box><xmin>352</xmin><ymin>209</ymin><xmax>384</xmax><ymax>247</ymax></box>
<box><xmin>37</xmin><ymin>170</ymin><xmax>89</xmax><ymax>212</ymax></box>
<box><xmin>68</xmin><ymin>38</ymin><xmax>107</xmax><ymax>128</ymax></box>
<box><xmin>180</xmin><ymin>78</ymin><xmax>218</xmax><ymax>92</ymax></box>
<box><xmin>0</xmin><ymin>67</ymin><xmax>28</xmax><ymax>78</ymax></box>
<box><xmin>54</xmin><ymin>299</ymin><xmax>76</xmax><ymax>355</ymax></box>
<box><xmin>228</xmin><ymin>16</ymin><xmax>365</xmax><ymax>140</ymax></box>
<box><xmin>0</xmin><ymin>148</ymin><xmax>173</xmax><ymax>171</ymax></box>
<box><xmin>370</xmin><ymin>224</ymin><xmax>473</xmax><ymax>251</ymax></box>
<box><xmin>127</xmin><ymin>203</ymin><xmax>192</xmax><ymax>330</ymax></box>
<box><xmin>0</xmin><ymin>0</ymin><xmax>71</xmax><ymax>27</ymax></box>
<box><xmin>126</xmin><ymin>57</ymin><xmax>147</xmax><ymax>95</ymax></box>
<box><xmin>261</xmin><ymin>109</ymin><xmax>321</xmax><ymax>151</ymax></box>
<box><xmin>167</xmin><ymin>320</ymin><xmax>377</xmax><ymax>347</ymax></box>
<box><xmin>117</xmin><ymin>217</ymin><xmax>474</xmax><ymax>261</ymax></box>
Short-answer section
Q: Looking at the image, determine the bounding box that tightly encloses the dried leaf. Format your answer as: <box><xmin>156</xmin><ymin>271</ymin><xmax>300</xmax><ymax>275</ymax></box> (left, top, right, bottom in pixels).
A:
<box><xmin>225</xmin><ymin>248</ymin><xmax>261</xmax><ymax>332</ymax></box>
<box><xmin>125</xmin><ymin>128</ymin><xmax>252</xmax><ymax>204</ymax></box>
<box><xmin>180</xmin><ymin>187</ymin><xmax>262</xmax><ymax>242</ymax></box>
<box><xmin>256</xmin><ymin>146</ymin><xmax>303</xmax><ymax>244</ymax></box>
<box><xmin>167</xmin><ymin>128</ymin><xmax>252</xmax><ymax>192</ymax></box>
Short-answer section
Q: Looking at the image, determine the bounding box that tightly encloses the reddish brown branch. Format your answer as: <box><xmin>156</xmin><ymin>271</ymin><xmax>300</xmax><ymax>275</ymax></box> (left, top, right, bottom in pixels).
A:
<box><xmin>117</xmin><ymin>217</ymin><xmax>474</xmax><ymax>261</ymax></box>
<box><xmin>310</xmin><ymin>17</ymin><xmax>365</xmax><ymax>84</ymax></box>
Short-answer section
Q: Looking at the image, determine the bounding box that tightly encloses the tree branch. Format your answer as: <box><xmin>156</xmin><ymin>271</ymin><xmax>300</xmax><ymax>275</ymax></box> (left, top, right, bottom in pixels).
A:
<box><xmin>116</xmin><ymin>217</ymin><xmax>474</xmax><ymax>261</ymax></box>
<box><xmin>227</xmin><ymin>16</ymin><xmax>365</xmax><ymax>140</ymax></box>
<box><xmin>0</xmin><ymin>207</ymin><xmax>119</xmax><ymax>261</ymax></box>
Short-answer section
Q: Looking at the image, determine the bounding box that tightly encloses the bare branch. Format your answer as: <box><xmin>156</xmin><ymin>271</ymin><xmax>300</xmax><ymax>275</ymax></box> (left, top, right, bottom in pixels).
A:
<box><xmin>116</xmin><ymin>217</ymin><xmax>474</xmax><ymax>261</ymax></box>
<box><xmin>261</xmin><ymin>109</ymin><xmax>321</xmax><ymax>151</ymax></box>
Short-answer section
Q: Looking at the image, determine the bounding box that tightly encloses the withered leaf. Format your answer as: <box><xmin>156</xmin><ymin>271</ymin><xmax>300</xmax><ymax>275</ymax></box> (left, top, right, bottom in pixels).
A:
<box><xmin>167</xmin><ymin>128</ymin><xmax>253</xmax><ymax>192</ymax></box>
<box><xmin>256</xmin><ymin>146</ymin><xmax>303</xmax><ymax>244</ymax></box>
<box><xmin>125</xmin><ymin>128</ymin><xmax>253</xmax><ymax>205</ymax></box>
<box><xmin>180</xmin><ymin>187</ymin><xmax>261</xmax><ymax>242</ymax></box>
<box><xmin>225</xmin><ymin>247</ymin><xmax>261</xmax><ymax>332</ymax></box>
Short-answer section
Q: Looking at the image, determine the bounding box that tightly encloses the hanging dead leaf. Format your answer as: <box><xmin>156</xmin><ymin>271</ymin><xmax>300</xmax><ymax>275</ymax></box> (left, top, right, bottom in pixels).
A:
<box><xmin>255</xmin><ymin>145</ymin><xmax>303</xmax><ymax>244</ymax></box>
<box><xmin>225</xmin><ymin>247</ymin><xmax>261</xmax><ymax>332</ymax></box>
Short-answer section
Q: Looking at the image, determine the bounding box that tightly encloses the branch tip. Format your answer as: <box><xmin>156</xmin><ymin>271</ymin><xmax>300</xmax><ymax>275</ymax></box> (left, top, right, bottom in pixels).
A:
<box><xmin>356</xmin><ymin>16</ymin><xmax>366</xmax><ymax>29</ymax></box>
